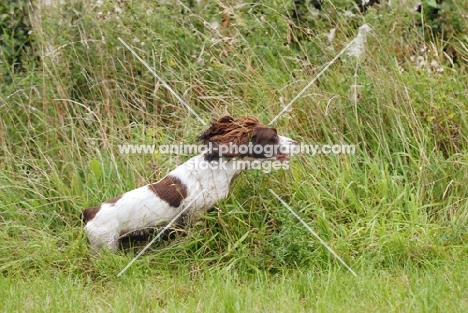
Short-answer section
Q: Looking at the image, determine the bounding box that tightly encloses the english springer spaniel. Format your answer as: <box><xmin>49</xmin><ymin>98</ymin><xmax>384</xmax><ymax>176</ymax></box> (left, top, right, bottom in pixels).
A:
<box><xmin>83</xmin><ymin>115</ymin><xmax>297</xmax><ymax>251</ymax></box>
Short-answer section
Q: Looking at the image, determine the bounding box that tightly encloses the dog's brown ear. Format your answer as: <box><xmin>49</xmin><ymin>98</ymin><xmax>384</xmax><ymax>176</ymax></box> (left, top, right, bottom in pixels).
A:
<box><xmin>198</xmin><ymin>115</ymin><xmax>234</xmax><ymax>144</ymax></box>
<box><xmin>199</xmin><ymin>115</ymin><xmax>268</xmax><ymax>160</ymax></box>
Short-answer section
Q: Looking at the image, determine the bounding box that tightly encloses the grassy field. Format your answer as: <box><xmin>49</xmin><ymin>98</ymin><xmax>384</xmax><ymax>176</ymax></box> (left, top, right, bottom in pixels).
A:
<box><xmin>1</xmin><ymin>0</ymin><xmax>468</xmax><ymax>312</ymax></box>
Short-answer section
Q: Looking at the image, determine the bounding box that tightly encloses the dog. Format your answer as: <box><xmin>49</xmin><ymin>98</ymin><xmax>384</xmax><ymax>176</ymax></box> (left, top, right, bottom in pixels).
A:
<box><xmin>83</xmin><ymin>115</ymin><xmax>297</xmax><ymax>251</ymax></box>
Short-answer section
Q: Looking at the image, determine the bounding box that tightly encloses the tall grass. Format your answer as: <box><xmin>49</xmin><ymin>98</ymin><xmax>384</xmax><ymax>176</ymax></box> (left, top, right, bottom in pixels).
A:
<box><xmin>1</xmin><ymin>0</ymin><xmax>468</xmax><ymax>311</ymax></box>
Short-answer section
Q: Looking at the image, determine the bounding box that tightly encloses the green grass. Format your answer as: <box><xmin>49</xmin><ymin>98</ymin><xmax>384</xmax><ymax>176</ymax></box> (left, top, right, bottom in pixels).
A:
<box><xmin>1</xmin><ymin>0</ymin><xmax>468</xmax><ymax>311</ymax></box>
<box><xmin>2</xmin><ymin>264</ymin><xmax>468</xmax><ymax>312</ymax></box>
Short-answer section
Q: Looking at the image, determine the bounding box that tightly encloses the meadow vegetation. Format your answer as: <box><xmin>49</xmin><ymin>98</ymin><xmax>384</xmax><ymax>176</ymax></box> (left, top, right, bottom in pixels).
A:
<box><xmin>1</xmin><ymin>0</ymin><xmax>468</xmax><ymax>311</ymax></box>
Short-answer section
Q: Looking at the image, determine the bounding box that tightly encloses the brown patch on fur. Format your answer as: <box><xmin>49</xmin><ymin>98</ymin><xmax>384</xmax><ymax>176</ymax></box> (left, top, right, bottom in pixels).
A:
<box><xmin>105</xmin><ymin>194</ymin><xmax>123</xmax><ymax>205</ymax></box>
<box><xmin>83</xmin><ymin>206</ymin><xmax>101</xmax><ymax>224</ymax></box>
<box><xmin>252</xmin><ymin>128</ymin><xmax>278</xmax><ymax>144</ymax></box>
<box><xmin>251</xmin><ymin>127</ymin><xmax>279</xmax><ymax>158</ymax></box>
<box><xmin>149</xmin><ymin>175</ymin><xmax>188</xmax><ymax>207</ymax></box>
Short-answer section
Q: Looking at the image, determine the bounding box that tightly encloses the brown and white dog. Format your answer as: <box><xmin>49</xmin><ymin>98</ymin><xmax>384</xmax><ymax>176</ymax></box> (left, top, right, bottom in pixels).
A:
<box><xmin>83</xmin><ymin>115</ymin><xmax>297</xmax><ymax>251</ymax></box>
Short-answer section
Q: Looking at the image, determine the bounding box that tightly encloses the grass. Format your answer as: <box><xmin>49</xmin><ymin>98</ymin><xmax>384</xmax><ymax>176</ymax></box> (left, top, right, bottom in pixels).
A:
<box><xmin>1</xmin><ymin>0</ymin><xmax>468</xmax><ymax>311</ymax></box>
<box><xmin>2</xmin><ymin>264</ymin><xmax>468</xmax><ymax>312</ymax></box>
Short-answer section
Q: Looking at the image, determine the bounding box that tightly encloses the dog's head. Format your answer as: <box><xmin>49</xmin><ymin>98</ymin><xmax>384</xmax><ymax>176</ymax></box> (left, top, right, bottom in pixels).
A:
<box><xmin>199</xmin><ymin>115</ymin><xmax>297</xmax><ymax>162</ymax></box>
